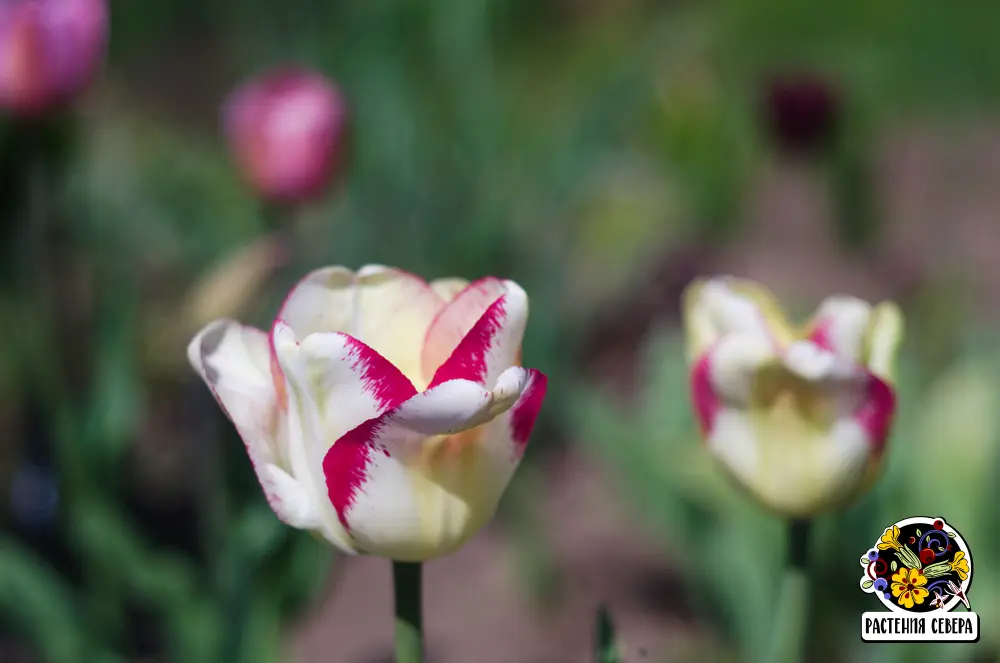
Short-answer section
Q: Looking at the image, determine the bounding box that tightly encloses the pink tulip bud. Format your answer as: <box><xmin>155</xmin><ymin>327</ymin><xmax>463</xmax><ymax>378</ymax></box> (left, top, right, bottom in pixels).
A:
<box><xmin>223</xmin><ymin>68</ymin><xmax>348</xmax><ymax>205</ymax></box>
<box><xmin>0</xmin><ymin>0</ymin><xmax>108</xmax><ymax>115</ymax></box>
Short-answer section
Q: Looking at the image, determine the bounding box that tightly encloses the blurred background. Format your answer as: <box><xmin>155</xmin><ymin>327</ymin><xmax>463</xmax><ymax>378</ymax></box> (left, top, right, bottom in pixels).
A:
<box><xmin>2</xmin><ymin>0</ymin><xmax>1000</xmax><ymax>661</ymax></box>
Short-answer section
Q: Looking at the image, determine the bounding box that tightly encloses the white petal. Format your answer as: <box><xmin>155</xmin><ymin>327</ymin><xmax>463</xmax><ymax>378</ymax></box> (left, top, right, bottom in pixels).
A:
<box><xmin>426</xmin><ymin>280</ymin><xmax>528</xmax><ymax>391</ymax></box>
<box><xmin>683</xmin><ymin>277</ymin><xmax>788</xmax><ymax>362</ymax></box>
<box><xmin>707</xmin><ymin>333</ymin><xmax>776</xmax><ymax>405</ymax></box>
<box><xmin>865</xmin><ymin>302</ymin><xmax>904</xmax><ymax>385</ymax></box>
<box><xmin>428</xmin><ymin>277</ymin><xmax>470</xmax><ymax>302</ymax></box>
<box><xmin>784</xmin><ymin>340</ymin><xmax>861</xmax><ymax>382</ymax></box>
<box><xmin>808</xmin><ymin>296</ymin><xmax>872</xmax><ymax>362</ymax></box>
<box><xmin>277</xmin><ymin>265</ymin><xmax>446</xmax><ymax>387</ymax></box>
<box><xmin>187</xmin><ymin>319</ymin><xmax>318</xmax><ymax>529</ymax></box>
<box><xmin>275</xmin><ymin>266</ymin><xmax>356</xmax><ymax>337</ymax></box>
<box><xmin>271</xmin><ymin>321</ymin><xmax>420</xmax><ymax>552</ymax></box>
<box><xmin>708</xmin><ymin>406</ymin><xmax>872</xmax><ymax>517</ymax></box>
<box><xmin>322</xmin><ymin>368</ymin><xmax>546</xmax><ymax>561</ymax></box>
<box><xmin>421</xmin><ymin>277</ymin><xmax>509</xmax><ymax>379</ymax></box>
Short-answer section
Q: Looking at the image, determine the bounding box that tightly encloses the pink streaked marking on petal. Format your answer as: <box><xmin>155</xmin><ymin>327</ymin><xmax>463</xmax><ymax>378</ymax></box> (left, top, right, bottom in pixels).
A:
<box><xmin>423</xmin><ymin>276</ymin><xmax>504</xmax><ymax>341</ymax></box>
<box><xmin>427</xmin><ymin>295</ymin><xmax>507</xmax><ymax>388</ymax></box>
<box><xmin>690</xmin><ymin>352</ymin><xmax>721</xmax><ymax>437</ymax></box>
<box><xmin>807</xmin><ymin>319</ymin><xmax>835</xmax><ymax>353</ymax></box>
<box><xmin>323</xmin><ymin>418</ymin><xmax>385</xmax><ymax>530</ymax></box>
<box><xmin>341</xmin><ymin>335</ymin><xmax>418</xmax><ymax>409</ymax></box>
<box><xmin>421</xmin><ymin>276</ymin><xmax>506</xmax><ymax>380</ymax></box>
<box><xmin>855</xmin><ymin>374</ymin><xmax>896</xmax><ymax>457</ymax></box>
<box><xmin>510</xmin><ymin>369</ymin><xmax>548</xmax><ymax>450</ymax></box>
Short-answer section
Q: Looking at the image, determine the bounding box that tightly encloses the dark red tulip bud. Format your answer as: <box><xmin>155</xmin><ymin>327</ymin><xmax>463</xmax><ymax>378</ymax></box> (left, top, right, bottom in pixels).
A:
<box><xmin>762</xmin><ymin>72</ymin><xmax>840</xmax><ymax>155</ymax></box>
<box><xmin>0</xmin><ymin>0</ymin><xmax>108</xmax><ymax>116</ymax></box>
<box><xmin>223</xmin><ymin>67</ymin><xmax>348</xmax><ymax>205</ymax></box>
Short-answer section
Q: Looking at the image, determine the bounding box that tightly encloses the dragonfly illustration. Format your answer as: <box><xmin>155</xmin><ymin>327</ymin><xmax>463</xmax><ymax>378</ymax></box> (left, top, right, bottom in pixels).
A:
<box><xmin>946</xmin><ymin>580</ymin><xmax>971</xmax><ymax>610</ymax></box>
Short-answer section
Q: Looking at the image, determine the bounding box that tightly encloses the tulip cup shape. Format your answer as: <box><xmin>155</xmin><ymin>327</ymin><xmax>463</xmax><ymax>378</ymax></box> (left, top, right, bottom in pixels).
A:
<box><xmin>188</xmin><ymin>266</ymin><xmax>547</xmax><ymax>561</ymax></box>
<box><xmin>682</xmin><ymin>277</ymin><xmax>903</xmax><ymax>517</ymax></box>
<box><xmin>222</xmin><ymin>68</ymin><xmax>347</xmax><ymax>204</ymax></box>
<box><xmin>0</xmin><ymin>0</ymin><xmax>107</xmax><ymax>115</ymax></box>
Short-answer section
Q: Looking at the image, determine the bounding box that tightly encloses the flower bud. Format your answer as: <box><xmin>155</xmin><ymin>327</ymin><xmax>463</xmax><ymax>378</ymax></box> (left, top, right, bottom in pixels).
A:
<box><xmin>0</xmin><ymin>0</ymin><xmax>108</xmax><ymax>116</ymax></box>
<box><xmin>222</xmin><ymin>67</ymin><xmax>348</xmax><ymax>204</ymax></box>
<box><xmin>761</xmin><ymin>72</ymin><xmax>840</xmax><ymax>155</ymax></box>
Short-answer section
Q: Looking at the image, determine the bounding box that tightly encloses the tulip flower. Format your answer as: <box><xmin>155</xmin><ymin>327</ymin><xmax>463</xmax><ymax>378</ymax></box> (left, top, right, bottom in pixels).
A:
<box><xmin>187</xmin><ymin>265</ymin><xmax>547</xmax><ymax>561</ymax></box>
<box><xmin>0</xmin><ymin>0</ymin><xmax>107</xmax><ymax>115</ymax></box>
<box><xmin>682</xmin><ymin>277</ymin><xmax>903</xmax><ymax>518</ymax></box>
<box><xmin>222</xmin><ymin>68</ymin><xmax>347</xmax><ymax>204</ymax></box>
<box><xmin>762</xmin><ymin>72</ymin><xmax>840</xmax><ymax>156</ymax></box>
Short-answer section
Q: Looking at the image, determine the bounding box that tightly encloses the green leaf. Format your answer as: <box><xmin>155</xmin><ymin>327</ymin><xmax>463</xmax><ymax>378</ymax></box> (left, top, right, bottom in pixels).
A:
<box><xmin>0</xmin><ymin>537</ymin><xmax>89</xmax><ymax>663</ymax></box>
<box><xmin>948</xmin><ymin>531</ymin><xmax>956</xmax><ymax>537</ymax></box>
<box><xmin>862</xmin><ymin>579</ymin><xmax>874</xmax><ymax>590</ymax></box>
<box><xmin>594</xmin><ymin>605</ymin><xmax>622</xmax><ymax>663</ymax></box>
<box><xmin>891</xmin><ymin>560</ymin><xmax>898</xmax><ymax>572</ymax></box>
<box><xmin>916</xmin><ymin>529</ymin><xmax>922</xmax><ymax>536</ymax></box>
<box><xmin>860</xmin><ymin>556</ymin><xmax>871</xmax><ymax>566</ymax></box>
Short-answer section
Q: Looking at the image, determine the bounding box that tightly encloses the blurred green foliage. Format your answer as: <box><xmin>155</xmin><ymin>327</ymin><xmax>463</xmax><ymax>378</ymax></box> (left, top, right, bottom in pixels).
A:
<box><xmin>3</xmin><ymin>0</ymin><xmax>1000</xmax><ymax>661</ymax></box>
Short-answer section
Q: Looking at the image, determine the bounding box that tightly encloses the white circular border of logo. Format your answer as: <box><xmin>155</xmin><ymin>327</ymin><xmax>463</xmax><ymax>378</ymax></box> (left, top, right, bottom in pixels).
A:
<box><xmin>863</xmin><ymin>516</ymin><xmax>973</xmax><ymax>614</ymax></box>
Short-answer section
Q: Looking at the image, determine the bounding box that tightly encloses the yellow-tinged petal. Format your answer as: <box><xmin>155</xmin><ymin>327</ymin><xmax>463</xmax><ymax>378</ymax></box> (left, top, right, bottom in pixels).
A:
<box><xmin>702</xmin><ymin>340</ymin><xmax>875</xmax><ymax>517</ymax></box>
<box><xmin>803</xmin><ymin>296</ymin><xmax>873</xmax><ymax>362</ymax></box>
<box><xmin>717</xmin><ymin>278</ymin><xmax>797</xmax><ymax>345</ymax></box>
<box><xmin>324</xmin><ymin>367</ymin><xmax>546</xmax><ymax>561</ymax></box>
<box><xmin>682</xmin><ymin>278</ymin><xmax>796</xmax><ymax>364</ymax></box>
<box><xmin>864</xmin><ymin>302</ymin><xmax>904</xmax><ymax>386</ymax></box>
<box><xmin>277</xmin><ymin>265</ymin><xmax>447</xmax><ymax>388</ymax></box>
<box><xmin>911</xmin><ymin>587</ymin><xmax>929</xmax><ymax>604</ymax></box>
<box><xmin>909</xmin><ymin>568</ymin><xmax>927</xmax><ymax>587</ymax></box>
<box><xmin>429</xmin><ymin>278</ymin><xmax>470</xmax><ymax>302</ymax></box>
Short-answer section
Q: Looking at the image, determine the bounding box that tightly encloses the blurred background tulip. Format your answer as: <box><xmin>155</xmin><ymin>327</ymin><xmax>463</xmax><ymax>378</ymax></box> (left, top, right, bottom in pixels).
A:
<box><xmin>222</xmin><ymin>68</ymin><xmax>347</xmax><ymax>206</ymax></box>
<box><xmin>681</xmin><ymin>278</ymin><xmax>903</xmax><ymax>518</ymax></box>
<box><xmin>0</xmin><ymin>0</ymin><xmax>107</xmax><ymax>116</ymax></box>
<box><xmin>762</xmin><ymin>72</ymin><xmax>841</xmax><ymax>157</ymax></box>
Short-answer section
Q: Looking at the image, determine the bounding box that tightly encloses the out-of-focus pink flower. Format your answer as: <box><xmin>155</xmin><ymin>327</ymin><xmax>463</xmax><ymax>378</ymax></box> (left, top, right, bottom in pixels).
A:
<box><xmin>0</xmin><ymin>0</ymin><xmax>108</xmax><ymax>115</ymax></box>
<box><xmin>223</xmin><ymin>68</ymin><xmax>348</xmax><ymax>205</ymax></box>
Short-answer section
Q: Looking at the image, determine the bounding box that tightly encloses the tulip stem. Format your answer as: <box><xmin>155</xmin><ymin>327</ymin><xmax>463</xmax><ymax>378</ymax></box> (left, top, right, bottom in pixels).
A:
<box><xmin>768</xmin><ymin>519</ymin><xmax>811</xmax><ymax>663</ymax></box>
<box><xmin>393</xmin><ymin>561</ymin><xmax>424</xmax><ymax>663</ymax></box>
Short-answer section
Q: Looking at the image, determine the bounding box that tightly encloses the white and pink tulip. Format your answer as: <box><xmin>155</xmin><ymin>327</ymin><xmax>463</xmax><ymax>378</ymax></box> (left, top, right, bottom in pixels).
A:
<box><xmin>188</xmin><ymin>265</ymin><xmax>546</xmax><ymax>561</ymax></box>
<box><xmin>682</xmin><ymin>277</ymin><xmax>903</xmax><ymax>517</ymax></box>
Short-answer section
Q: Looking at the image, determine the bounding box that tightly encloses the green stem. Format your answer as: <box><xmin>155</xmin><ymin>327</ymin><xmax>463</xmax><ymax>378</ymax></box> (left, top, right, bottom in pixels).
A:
<box><xmin>767</xmin><ymin>519</ymin><xmax>811</xmax><ymax>663</ymax></box>
<box><xmin>595</xmin><ymin>605</ymin><xmax>622</xmax><ymax>663</ymax></box>
<box><xmin>393</xmin><ymin>561</ymin><xmax>424</xmax><ymax>663</ymax></box>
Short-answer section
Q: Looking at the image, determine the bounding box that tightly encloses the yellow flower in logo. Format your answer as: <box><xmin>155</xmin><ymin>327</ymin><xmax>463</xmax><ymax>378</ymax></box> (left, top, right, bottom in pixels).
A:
<box><xmin>950</xmin><ymin>552</ymin><xmax>970</xmax><ymax>581</ymax></box>
<box><xmin>878</xmin><ymin>525</ymin><xmax>902</xmax><ymax>551</ymax></box>
<box><xmin>891</xmin><ymin>567</ymin><xmax>929</xmax><ymax>609</ymax></box>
